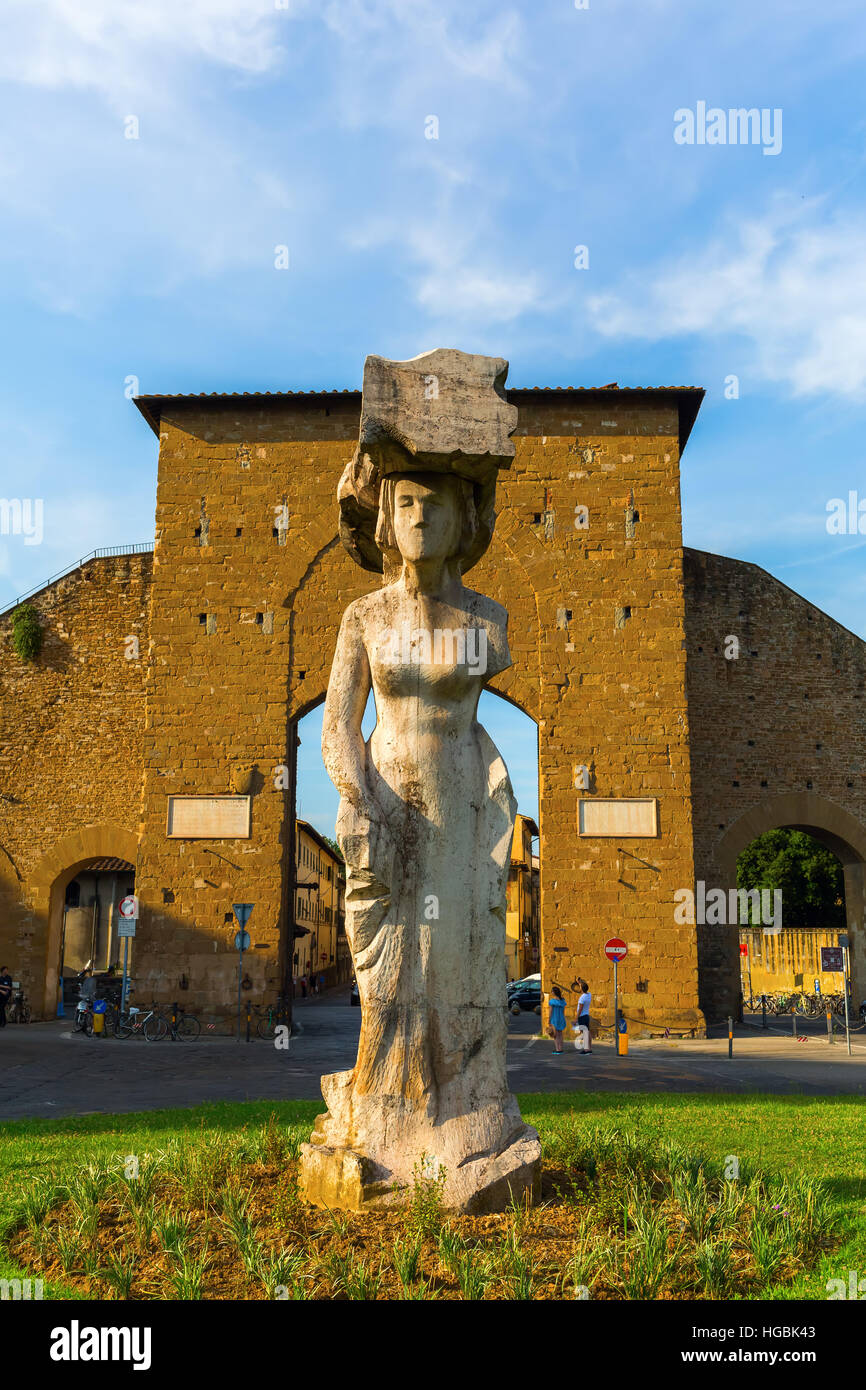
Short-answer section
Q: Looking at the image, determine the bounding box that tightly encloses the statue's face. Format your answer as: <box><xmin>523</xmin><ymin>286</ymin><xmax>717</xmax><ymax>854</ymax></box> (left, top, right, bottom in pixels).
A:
<box><xmin>392</xmin><ymin>474</ymin><xmax>462</xmax><ymax>563</ymax></box>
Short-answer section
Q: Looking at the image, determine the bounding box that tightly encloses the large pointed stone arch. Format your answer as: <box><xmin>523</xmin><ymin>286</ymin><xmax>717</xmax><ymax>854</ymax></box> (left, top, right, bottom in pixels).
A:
<box><xmin>713</xmin><ymin>793</ymin><xmax>866</xmax><ymax>1006</ymax></box>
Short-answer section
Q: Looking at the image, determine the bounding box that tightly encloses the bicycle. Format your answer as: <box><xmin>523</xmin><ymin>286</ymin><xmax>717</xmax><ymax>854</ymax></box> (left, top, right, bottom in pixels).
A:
<box><xmin>832</xmin><ymin>993</ymin><xmax>856</xmax><ymax>1019</ymax></box>
<box><xmin>769</xmin><ymin>992</ymin><xmax>798</xmax><ymax>1015</ymax></box>
<box><xmin>163</xmin><ymin>1002</ymin><xmax>201</xmax><ymax>1040</ymax></box>
<box><xmin>100</xmin><ymin>991</ymin><xmax>123</xmax><ymax>1036</ymax></box>
<box><xmin>8</xmin><ymin>990</ymin><xmax>31</xmax><ymax>1024</ymax></box>
<box><xmin>113</xmin><ymin>1002</ymin><xmax>167</xmax><ymax>1041</ymax></box>
<box><xmin>796</xmin><ymin>993</ymin><xmax>823</xmax><ymax>1018</ymax></box>
<box><xmin>254</xmin><ymin>996</ymin><xmax>290</xmax><ymax>1039</ymax></box>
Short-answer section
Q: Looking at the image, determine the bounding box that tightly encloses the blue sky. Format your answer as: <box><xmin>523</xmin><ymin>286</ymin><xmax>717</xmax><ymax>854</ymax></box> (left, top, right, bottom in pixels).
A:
<box><xmin>2</xmin><ymin>0</ymin><xmax>865</xmax><ymax>836</ymax></box>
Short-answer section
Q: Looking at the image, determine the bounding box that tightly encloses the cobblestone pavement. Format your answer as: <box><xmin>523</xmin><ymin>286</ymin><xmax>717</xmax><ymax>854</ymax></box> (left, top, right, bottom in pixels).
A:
<box><xmin>0</xmin><ymin>999</ymin><xmax>864</xmax><ymax>1121</ymax></box>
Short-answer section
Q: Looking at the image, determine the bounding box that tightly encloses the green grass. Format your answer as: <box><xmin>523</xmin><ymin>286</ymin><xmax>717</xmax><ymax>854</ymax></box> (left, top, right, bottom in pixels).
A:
<box><xmin>0</xmin><ymin>1093</ymin><xmax>862</xmax><ymax>1300</ymax></box>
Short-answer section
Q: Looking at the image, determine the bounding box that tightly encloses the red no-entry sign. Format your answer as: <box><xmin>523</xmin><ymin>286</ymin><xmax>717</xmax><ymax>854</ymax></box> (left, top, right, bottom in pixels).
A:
<box><xmin>604</xmin><ymin>938</ymin><xmax>628</xmax><ymax>962</ymax></box>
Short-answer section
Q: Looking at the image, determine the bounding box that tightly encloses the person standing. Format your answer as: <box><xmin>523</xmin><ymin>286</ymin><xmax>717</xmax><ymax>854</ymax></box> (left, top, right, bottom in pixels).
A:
<box><xmin>0</xmin><ymin>966</ymin><xmax>12</xmax><ymax>1028</ymax></box>
<box><xmin>548</xmin><ymin>986</ymin><xmax>566</xmax><ymax>1055</ymax></box>
<box><xmin>574</xmin><ymin>978</ymin><xmax>592</xmax><ymax>1053</ymax></box>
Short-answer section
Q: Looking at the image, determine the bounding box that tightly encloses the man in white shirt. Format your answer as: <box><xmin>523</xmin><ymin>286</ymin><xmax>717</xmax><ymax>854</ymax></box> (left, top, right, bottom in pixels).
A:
<box><xmin>574</xmin><ymin>979</ymin><xmax>592</xmax><ymax>1053</ymax></box>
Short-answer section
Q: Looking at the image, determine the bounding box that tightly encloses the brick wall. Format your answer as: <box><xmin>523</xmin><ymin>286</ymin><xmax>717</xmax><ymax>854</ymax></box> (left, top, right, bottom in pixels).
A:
<box><xmin>684</xmin><ymin>548</ymin><xmax>866</xmax><ymax>1020</ymax></box>
<box><xmin>0</xmin><ymin>553</ymin><xmax>151</xmax><ymax>1014</ymax></box>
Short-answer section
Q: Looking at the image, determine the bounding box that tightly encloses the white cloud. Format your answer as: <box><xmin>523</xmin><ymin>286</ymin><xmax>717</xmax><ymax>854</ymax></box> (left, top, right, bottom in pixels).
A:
<box><xmin>319</xmin><ymin>0</ymin><xmax>525</xmax><ymax>92</ymax></box>
<box><xmin>587</xmin><ymin>199</ymin><xmax>866</xmax><ymax>400</ymax></box>
<box><xmin>348</xmin><ymin>213</ymin><xmax>548</xmax><ymax>326</ymax></box>
<box><xmin>0</xmin><ymin>0</ymin><xmax>288</xmax><ymax>99</ymax></box>
<box><xmin>415</xmin><ymin>262</ymin><xmax>544</xmax><ymax>325</ymax></box>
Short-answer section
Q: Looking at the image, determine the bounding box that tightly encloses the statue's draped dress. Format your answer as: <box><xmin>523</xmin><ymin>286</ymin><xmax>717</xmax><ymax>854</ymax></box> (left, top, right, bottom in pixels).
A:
<box><xmin>313</xmin><ymin>594</ymin><xmax>532</xmax><ymax>1194</ymax></box>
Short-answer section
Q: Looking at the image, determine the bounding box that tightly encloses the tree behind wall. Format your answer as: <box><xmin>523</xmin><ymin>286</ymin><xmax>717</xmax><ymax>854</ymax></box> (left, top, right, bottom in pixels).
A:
<box><xmin>737</xmin><ymin>829</ymin><xmax>845</xmax><ymax>929</ymax></box>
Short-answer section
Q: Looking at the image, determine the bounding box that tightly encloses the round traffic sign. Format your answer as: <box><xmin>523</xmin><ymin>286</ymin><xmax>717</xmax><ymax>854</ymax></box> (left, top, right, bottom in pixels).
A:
<box><xmin>234</xmin><ymin>930</ymin><xmax>251</xmax><ymax>952</ymax></box>
<box><xmin>604</xmin><ymin>937</ymin><xmax>627</xmax><ymax>962</ymax></box>
<box><xmin>119</xmin><ymin>895</ymin><xmax>139</xmax><ymax>920</ymax></box>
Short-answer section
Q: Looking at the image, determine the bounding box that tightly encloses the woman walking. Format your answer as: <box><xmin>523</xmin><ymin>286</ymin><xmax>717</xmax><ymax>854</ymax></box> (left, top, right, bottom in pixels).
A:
<box><xmin>574</xmin><ymin>979</ymin><xmax>592</xmax><ymax>1053</ymax></box>
<box><xmin>548</xmin><ymin>986</ymin><xmax>567</xmax><ymax>1055</ymax></box>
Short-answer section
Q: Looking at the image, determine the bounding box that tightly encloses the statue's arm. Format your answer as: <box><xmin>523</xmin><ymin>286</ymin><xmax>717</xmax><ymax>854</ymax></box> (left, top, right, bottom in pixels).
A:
<box><xmin>323</xmin><ymin>606</ymin><xmax>395</xmax><ymax>887</ymax></box>
<box><xmin>322</xmin><ymin>606</ymin><xmax>374</xmax><ymax>813</ymax></box>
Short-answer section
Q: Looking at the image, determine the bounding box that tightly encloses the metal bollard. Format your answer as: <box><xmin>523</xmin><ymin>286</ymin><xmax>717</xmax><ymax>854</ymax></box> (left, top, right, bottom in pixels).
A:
<box><xmin>792</xmin><ymin>1011</ymin><xmax>797</xmax><ymax>1039</ymax></box>
<box><xmin>246</xmin><ymin>1002</ymin><xmax>251</xmax><ymax>1043</ymax></box>
<box><xmin>728</xmin><ymin>1016</ymin><xmax>733</xmax><ymax>1059</ymax></box>
<box><xmin>761</xmin><ymin>995</ymin><xmax>767</xmax><ymax>1029</ymax></box>
<box><xmin>827</xmin><ymin>1008</ymin><xmax>834</xmax><ymax>1045</ymax></box>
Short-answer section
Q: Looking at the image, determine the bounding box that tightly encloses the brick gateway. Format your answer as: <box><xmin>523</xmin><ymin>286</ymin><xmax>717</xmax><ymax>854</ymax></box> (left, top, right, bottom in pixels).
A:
<box><xmin>1</xmin><ymin>384</ymin><xmax>863</xmax><ymax>1031</ymax></box>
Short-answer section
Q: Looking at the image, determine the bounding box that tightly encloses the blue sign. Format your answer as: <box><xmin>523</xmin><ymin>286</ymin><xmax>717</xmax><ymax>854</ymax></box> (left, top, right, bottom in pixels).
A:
<box><xmin>232</xmin><ymin>903</ymin><xmax>254</xmax><ymax>927</ymax></box>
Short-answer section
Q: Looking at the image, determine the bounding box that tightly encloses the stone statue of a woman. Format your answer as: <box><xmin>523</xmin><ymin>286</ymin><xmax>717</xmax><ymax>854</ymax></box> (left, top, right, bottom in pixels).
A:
<box><xmin>299</xmin><ymin>350</ymin><xmax>541</xmax><ymax>1213</ymax></box>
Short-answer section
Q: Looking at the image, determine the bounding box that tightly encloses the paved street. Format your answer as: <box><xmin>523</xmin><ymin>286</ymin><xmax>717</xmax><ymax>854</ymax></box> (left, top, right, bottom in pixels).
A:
<box><xmin>1</xmin><ymin>995</ymin><xmax>864</xmax><ymax>1120</ymax></box>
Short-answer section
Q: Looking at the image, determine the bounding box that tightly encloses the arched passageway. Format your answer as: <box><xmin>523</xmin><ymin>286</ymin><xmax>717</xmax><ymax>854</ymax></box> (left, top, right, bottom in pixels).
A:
<box><xmin>28</xmin><ymin>825</ymin><xmax>138</xmax><ymax>1017</ymax></box>
<box><xmin>713</xmin><ymin>793</ymin><xmax>865</xmax><ymax>1014</ymax></box>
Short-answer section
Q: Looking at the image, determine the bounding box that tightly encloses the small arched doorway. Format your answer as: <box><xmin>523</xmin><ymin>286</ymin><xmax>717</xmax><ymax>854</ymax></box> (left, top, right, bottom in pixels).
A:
<box><xmin>58</xmin><ymin>858</ymin><xmax>136</xmax><ymax>1009</ymax></box>
<box><xmin>29</xmin><ymin>825</ymin><xmax>139</xmax><ymax>1018</ymax></box>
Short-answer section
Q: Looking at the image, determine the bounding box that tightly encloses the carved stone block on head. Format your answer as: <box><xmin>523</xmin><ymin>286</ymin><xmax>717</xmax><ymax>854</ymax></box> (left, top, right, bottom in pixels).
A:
<box><xmin>338</xmin><ymin>348</ymin><xmax>517</xmax><ymax>577</ymax></box>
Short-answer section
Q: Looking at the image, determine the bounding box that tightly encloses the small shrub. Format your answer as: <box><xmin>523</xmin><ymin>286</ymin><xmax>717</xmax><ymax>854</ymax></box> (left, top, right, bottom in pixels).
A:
<box><xmin>11</xmin><ymin>603</ymin><xmax>42</xmax><ymax>662</ymax></box>
<box><xmin>21</xmin><ymin>1180</ymin><xmax>59</xmax><ymax>1230</ymax></box>
<box><xmin>257</xmin><ymin>1247</ymin><xmax>305</xmax><ymax>1299</ymax></box>
<box><xmin>260</xmin><ymin>1114</ymin><xmax>287</xmax><ymax>1166</ymax></box>
<box><xmin>102</xmin><ymin>1252</ymin><xmax>136</xmax><ymax>1300</ymax></box>
<box><xmin>156</xmin><ymin>1208</ymin><xmax>194</xmax><ymax>1257</ymax></box>
<box><xmin>436</xmin><ymin>1224</ymin><xmax>464</xmax><ymax>1274</ymax></box>
<box><xmin>52</xmin><ymin>1226</ymin><xmax>80</xmax><ymax>1274</ymax></box>
<box><xmin>693</xmin><ymin>1238</ymin><xmax>733</xmax><ymax>1298</ymax></box>
<box><xmin>169</xmin><ymin>1249</ymin><xmax>209</xmax><ymax>1299</ymax></box>
<box><xmin>455</xmin><ymin>1248</ymin><xmax>495</xmax><ymax>1300</ymax></box>
<box><xmin>392</xmin><ymin>1234</ymin><xmax>423</xmax><ymax>1290</ymax></box>
<box><xmin>407</xmin><ymin>1155</ymin><xmax>448</xmax><ymax>1239</ymax></box>
<box><xmin>343</xmin><ymin>1257</ymin><xmax>383</xmax><ymax>1300</ymax></box>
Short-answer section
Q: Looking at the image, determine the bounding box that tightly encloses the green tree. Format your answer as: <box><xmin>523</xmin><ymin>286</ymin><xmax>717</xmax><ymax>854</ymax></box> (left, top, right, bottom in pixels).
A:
<box><xmin>737</xmin><ymin>829</ymin><xmax>845</xmax><ymax>929</ymax></box>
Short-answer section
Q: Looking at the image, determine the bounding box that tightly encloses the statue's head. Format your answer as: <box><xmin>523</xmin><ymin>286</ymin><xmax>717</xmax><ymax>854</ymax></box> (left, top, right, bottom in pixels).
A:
<box><xmin>375</xmin><ymin>472</ymin><xmax>478</xmax><ymax>571</ymax></box>
<box><xmin>337</xmin><ymin>349</ymin><xmax>516</xmax><ymax>579</ymax></box>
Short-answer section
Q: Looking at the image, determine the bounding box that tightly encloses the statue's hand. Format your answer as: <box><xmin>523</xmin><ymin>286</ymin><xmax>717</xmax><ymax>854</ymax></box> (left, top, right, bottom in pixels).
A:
<box><xmin>336</xmin><ymin>796</ymin><xmax>396</xmax><ymax>889</ymax></box>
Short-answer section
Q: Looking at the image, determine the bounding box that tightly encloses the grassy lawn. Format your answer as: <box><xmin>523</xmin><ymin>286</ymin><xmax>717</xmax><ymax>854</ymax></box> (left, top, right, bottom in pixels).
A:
<box><xmin>1</xmin><ymin>1091</ymin><xmax>862</xmax><ymax>1300</ymax></box>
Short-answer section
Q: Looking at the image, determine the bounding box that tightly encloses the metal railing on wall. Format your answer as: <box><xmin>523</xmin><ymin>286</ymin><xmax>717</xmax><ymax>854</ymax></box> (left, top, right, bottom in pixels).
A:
<box><xmin>0</xmin><ymin>542</ymin><xmax>154</xmax><ymax>618</ymax></box>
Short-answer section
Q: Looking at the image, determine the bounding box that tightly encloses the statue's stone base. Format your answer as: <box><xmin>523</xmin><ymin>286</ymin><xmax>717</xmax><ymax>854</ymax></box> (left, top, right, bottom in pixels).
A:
<box><xmin>299</xmin><ymin>1129</ymin><xmax>541</xmax><ymax>1215</ymax></box>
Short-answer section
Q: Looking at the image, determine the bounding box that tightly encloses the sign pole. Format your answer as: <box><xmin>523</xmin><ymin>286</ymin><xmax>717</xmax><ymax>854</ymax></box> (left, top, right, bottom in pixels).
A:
<box><xmin>117</xmin><ymin>895</ymin><xmax>139</xmax><ymax>1015</ymax></box>
<box><xmin>843</xmin><ymin>946</ymin><xmax>852</xmax><ymax>1057</ymax></box>
<box><xmin>237</xmin><ymin>941</ymin><xmax>243</xmax><ymax>1043</ymax></box>
<box><xmin>232</xmin><ymin>904</ymin><xmax>254</xmax><ymax>1044</ymax></box>
<box><xmin>603</xmin><ymin>938</ymin><xmax>628</xmax><ymax>1055</ymax></box>
<box><xmin>121</xmin><ymin>937</ymin><xmax>130</xmax><ymax>1013</ymax></box>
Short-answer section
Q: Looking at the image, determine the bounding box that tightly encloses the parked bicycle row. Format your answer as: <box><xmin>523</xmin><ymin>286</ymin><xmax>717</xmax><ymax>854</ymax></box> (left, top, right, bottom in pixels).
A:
<box><xmin>744</xmin><ymin>990</ymin><xmax>866</xmax><ymax>1020</ymax></box>
<box><xmin>72</xmin><ymin>988</ymin><xmax>292</xmax><ymax>1040</ymax></box>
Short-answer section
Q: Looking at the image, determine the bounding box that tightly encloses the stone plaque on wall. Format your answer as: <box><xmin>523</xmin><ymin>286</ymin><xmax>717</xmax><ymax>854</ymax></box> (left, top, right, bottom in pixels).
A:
<box><xmin>166</xmin><ymin>795</ymin><xmax>251</xmax><ymax>839</ymax></box>
<box><xmin>578</xmin><ymin>798</ymin><xmax>658</xmax><ymax>838</ymax></box>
